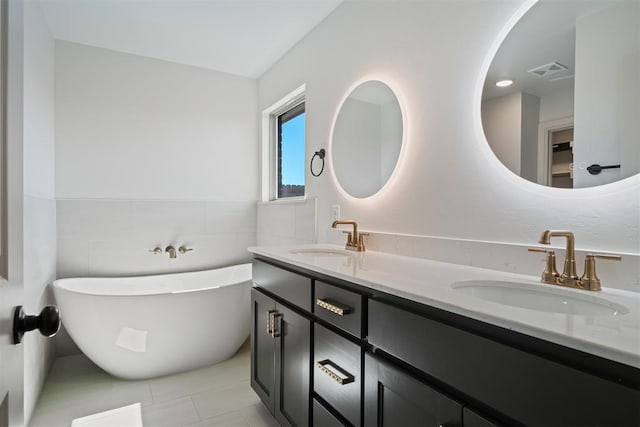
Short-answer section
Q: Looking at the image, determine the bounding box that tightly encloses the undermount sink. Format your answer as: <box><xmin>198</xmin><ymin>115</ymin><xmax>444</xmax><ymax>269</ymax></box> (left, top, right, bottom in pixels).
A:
<box><xmin>288</xmin><ymin>248</ymin><xmax>354</xmax><ymax>258</ymax></box>
<box><xmin>452</xmin><ymin>280</ymin><xmax>628</xmax><ymax>316</ymax></box>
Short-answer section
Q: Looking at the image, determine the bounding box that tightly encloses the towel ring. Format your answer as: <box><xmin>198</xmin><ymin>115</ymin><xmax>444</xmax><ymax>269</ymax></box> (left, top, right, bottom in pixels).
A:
<box><xmin>310</xmin><ymin>149</ymin><xmax>326</xmax><ymax>177</ymax></box>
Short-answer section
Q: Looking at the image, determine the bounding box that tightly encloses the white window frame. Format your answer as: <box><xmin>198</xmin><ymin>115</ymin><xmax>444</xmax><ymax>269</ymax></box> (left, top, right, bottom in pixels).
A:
<box><xmin>260</xmin><ymin>84</ymin><xmax>306</xmax><ymax>202</ymax></box>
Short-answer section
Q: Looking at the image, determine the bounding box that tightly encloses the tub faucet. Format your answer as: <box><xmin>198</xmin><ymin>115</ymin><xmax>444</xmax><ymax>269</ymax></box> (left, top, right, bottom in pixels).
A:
<box><xmin>165</xmin><ymin>245</ymin><xmax>177</xmax><ymax>259</ymax></box>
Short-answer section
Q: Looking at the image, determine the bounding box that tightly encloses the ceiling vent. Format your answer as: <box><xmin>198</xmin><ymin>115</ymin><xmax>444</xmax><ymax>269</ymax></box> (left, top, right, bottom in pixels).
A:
<box><xmin>527</xmin><ymin>62</ymin><xmax>568</xmax><ymax>78</ymax></box>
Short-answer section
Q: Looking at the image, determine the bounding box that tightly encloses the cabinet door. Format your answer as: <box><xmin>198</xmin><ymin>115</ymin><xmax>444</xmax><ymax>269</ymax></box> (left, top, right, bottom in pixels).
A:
<box><xmin>365</xmin><ymin>353</ymin><xmax>462</xmax><ymax>427</ymax></box>
<box><xmin>314</xmin><ymin>398</ymin><xmax>348</xmax><ymax>427</ymax></box>
<box><xmin>463</xmin><ymin>408</ymin><xmax>500</xmax><ymax>427</ymax></box>
<box><xmin>250</xmin><ymin>289</ymin><xmax>277</xmax><ymax>414</ymax></box>
<box><xmin>275</xmin><ymin>303</ymin><xmax>311</xmax><ymax>427</ymax></box>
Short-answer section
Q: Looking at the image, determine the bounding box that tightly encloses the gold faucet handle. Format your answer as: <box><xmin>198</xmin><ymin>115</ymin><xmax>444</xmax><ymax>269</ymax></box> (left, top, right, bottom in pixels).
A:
<box><xmin>149</xmin><ymin>247</ymin><xmax>162</xmax><ymax>255</ymax></box>
<box><xmin>528</xmin><ymin>248</ymin><xmax>559</xmax><ymax>283</ymax></box>
<box><xmin>580</xmin><ymin>254</ymin><xmax>621</xmax><ymax>291</ymax></box>
<box><xmin>527</xmin><ymin>247</ymin><xmax>551</xmax><ymax>253</ymax></box>
<box><xmin>357</xmin><ymin>232</ymin><xmax>369</xmax><ymax>244</ymax></box>
<box><xmin>342</xmin><ymin>231</ymin><xmax>354</xmax><ymax>245</ymax></box>
<box><xmin>593</xmin><ymin>254</ymin><xmax>622</xmax><ymax>261</ymax></box>
<box><xmin>178</xmin><ymin>246</ymin><xmax>193</xmax><ymax>254</ymax></box>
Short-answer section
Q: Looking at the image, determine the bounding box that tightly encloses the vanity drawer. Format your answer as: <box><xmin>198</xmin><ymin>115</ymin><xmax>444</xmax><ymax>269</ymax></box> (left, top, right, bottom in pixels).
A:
<box><xmin>313</xmin><ymin>399</ymin><xmax>347</xmax><ymax>427</ymax></box>
<box><xmin>315</xmin><ymin>281</ymin><xmax>363</xmax><ymax>338</ymax></box>
<box><xmin>252</xmin><ymin>260</ymin><xmax>311</xmax><ymax>312</ymax></box>
<box><xmin>314</xmin><ymin>323</ymin><xmax>361</xmax><ymax>426</ymax></box>
<box><xmin>368</xmin><ymin>299</ymin><xmax>640</xmax><ymax>426</ymax></box>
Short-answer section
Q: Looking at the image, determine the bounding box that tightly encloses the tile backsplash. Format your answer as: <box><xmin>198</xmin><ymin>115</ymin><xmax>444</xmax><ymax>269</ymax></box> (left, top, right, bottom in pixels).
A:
<box><xmin>57</xmin><ymin>199</ymin><xmax>257</xmax><ymax>278</ymax></box>
<box><xmin>325</xmin><ymin>229</ymin><xmax>640</xmax><ymax>292</ymax></box>
<box><xmin>256</xmin><ymin>198</ymin><xmax>317</xmax><ymax>246</ymax></box>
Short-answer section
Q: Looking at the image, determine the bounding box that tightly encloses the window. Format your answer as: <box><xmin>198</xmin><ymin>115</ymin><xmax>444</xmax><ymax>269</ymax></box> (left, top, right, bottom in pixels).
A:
<box><xmin>261</xmin><ymin>84</ymin><xmax>306</xmax><ymax>201</ymax></box>
<box><xmin>277</xmin><ymin>102</ymin><xmax>305</xmax><ymax>198</ymax></box>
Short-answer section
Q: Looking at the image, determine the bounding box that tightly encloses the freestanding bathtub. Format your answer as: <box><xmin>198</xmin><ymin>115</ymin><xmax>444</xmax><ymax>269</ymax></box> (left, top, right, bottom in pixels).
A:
<box><xmin>52</xmin><ymin>264</ymin><xmax>252</xmax><ymax>379</ymax></box>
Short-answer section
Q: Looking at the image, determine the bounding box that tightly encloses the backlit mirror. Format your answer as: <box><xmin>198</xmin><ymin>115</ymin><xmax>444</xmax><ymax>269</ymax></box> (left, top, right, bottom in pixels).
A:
<box><xmin>331</xmin><ymin>80</ymin><xmax>403</xmax><ymax>198</ymax></box>
<box><xmin>481</xmin><ymin>0</ymin><xmax>639</xmax><ymax>188</ymax></box>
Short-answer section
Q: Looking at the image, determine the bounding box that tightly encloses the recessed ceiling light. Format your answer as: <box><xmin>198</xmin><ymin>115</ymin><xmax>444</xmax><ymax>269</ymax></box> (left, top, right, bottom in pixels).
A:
<box><xmin>495</xmin><ymin>79</ymin><xmax>514</xmax><ymax>88</ymax></box>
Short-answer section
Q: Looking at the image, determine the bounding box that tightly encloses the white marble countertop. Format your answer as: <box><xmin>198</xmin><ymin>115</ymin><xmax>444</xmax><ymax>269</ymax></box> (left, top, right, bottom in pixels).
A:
<box><xmin>248</xmin><ymin>244</ymin><xmax>640</xmax><ymax>369</ymax></box>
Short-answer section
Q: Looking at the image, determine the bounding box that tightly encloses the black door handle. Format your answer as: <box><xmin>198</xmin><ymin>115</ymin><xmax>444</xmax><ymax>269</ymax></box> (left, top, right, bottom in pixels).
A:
<box><xmin>13</xmin><ymin>305</ymin><xmax>61</xmax><ymax>344</ymax></box>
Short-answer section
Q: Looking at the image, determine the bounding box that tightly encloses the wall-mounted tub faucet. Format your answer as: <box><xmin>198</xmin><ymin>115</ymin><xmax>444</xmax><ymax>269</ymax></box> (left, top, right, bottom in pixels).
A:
<box><xmin>149</xmin><ymin>245</ymin><xmax>193</xmax><ymax>258</ymax></box>
<box><xmin>165</xmin><ymin>245</ymin><xmax>177</xmax><ymax>259</ymax></box>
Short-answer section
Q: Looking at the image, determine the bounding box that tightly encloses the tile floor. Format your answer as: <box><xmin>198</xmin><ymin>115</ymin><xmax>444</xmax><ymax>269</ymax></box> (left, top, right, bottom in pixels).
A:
<box><xmin>30</xmin><ymin>341</ymin><xmax>278</xmax><ymax>427</ymax></box>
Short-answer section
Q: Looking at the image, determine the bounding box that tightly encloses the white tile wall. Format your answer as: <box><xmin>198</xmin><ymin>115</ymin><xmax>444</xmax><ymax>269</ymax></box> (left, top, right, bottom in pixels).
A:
<box><xmin>256</xmin><ymin>198</ymin><xmax>317</xmax><ymax>246</ymax></box>
<box><xmin>57</xmin><ymin>199</ymin><xmax>257</xmax><ymax>278</ymax></box>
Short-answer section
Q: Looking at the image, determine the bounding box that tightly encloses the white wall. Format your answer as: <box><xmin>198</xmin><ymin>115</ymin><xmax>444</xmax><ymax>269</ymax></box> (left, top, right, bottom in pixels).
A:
<box><xmin>481</xmin><ymin>92</ymin><xmax>522</xmax><ymax>175</ymax></box>
<box><xmin>54</xmin><ymin>42</ymin><xmax>259</xmax><ymax>354</ymax></box>
<box><xmin>520</xmin><ymin>92</ymin><xmax>540</xmax><ymax>183</ymax></box>
<box><xmin>538</xmin><ymin>82</ymin><xmax>573</xmax><ymax>123</ymax></box>
<box><xmin>258</xmin><ymin>1</ymin><xmax>639</xmax><ymax>289</ymax></box>
<box><xmin>23</xmin><ymin>2</ymin><xmax>56</xmax><ymax>424</ymax></box>
<box><xmin>55</xmin><ymin>41</ymin><xmax>258</xmax><ymax>201</ymax></box>
<box><xmin>573</xmin><ymin>0</ymin><xmax>639</xmax><ymax>187</ymax></box>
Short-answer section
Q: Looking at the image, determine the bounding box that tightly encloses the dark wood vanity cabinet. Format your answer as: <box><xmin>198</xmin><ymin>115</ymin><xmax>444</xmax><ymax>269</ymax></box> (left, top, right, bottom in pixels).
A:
<box><xmin>251</xmin><ymin>257</ymin><xmax>640</xmax><ymax>427</ymax></box>
<box><xmin>368</xmin><ymin>299</ymin><xmax>640</xmax><ymax>426</ymax></box>
<box><xmin>251</xmin><ymin>262</ymin><xmax>312</xmax><ymax>427</ymax></box>
<box><xmin>364</xmin><ymin>352</ymin><xmax>464</xmax><ymax>427</ymax></box>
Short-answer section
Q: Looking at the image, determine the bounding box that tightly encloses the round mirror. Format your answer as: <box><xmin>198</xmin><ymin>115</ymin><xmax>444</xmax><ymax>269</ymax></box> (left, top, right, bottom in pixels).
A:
<box><xmin>331</xmin><ymin>80</ymin><xmax>404</xmax><ymax>198</ymax></box>
<box><xmin>481</xmin><ymin>0</ymin><xmax>639</xmax><ymax>188</ymax></box>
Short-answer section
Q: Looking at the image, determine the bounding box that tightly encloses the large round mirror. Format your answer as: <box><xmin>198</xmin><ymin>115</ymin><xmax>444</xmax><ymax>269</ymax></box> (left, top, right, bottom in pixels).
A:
<box><xmin>481</xmin><ymin>0</ymin><xmax>639</xmax><ymax>188</ymax></box>
<box><xmin>331</xmin><ymin>80</ymin><xmax>403</xmax><ymax>198</ymax></box>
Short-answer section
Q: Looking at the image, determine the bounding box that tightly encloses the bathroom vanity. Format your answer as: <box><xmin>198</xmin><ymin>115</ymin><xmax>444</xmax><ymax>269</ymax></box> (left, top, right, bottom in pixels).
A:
<box><xmin>249</xmin><ymin>245</ymin><xmax>640</xmax><ymax>427</ymax></box>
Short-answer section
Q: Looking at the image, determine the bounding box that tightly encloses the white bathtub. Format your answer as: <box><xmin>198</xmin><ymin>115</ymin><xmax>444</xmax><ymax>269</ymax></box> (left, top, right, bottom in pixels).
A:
<box><xmin>53</xmin><ymin>264</ymin><xmax>252</xmax><ymax>379</ymax></box>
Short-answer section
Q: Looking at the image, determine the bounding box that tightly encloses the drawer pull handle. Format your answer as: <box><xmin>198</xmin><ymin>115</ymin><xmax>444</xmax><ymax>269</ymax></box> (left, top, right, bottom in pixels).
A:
<box><xmin>316</xmin><ymin>298</ymin><xmax>351</xmax><ymax>316</ymax></box>
<box><xmin>272</xmin><ymin>312</ymin><xmax>282</xmax><ymax>338</ymax></box>
<box><xmin>316</xmin><ymin>359</ymin><xmax>354</xmax><ymax>385</ymax></box>
<box><xmin>266</xmin><ymin>310</ymin><xmax>278</xmax><ymax>337</ymax></box>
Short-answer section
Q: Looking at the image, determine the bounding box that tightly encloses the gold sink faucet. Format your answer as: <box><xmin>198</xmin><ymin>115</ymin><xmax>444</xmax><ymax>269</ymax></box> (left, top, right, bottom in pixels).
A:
<box><xmin>332</xmin><ymin>220</ymin><xmax>368</xmax><ymax>252</ymax></box>
<box><xmin>538</xmin><ymin>230</ymin><xmax>579</xmax><ymax>284</ymax></box>
<box><xmin>529</xmin><ymin>230</ymin><xmax>621</xmax><ymax>291</ymax></box>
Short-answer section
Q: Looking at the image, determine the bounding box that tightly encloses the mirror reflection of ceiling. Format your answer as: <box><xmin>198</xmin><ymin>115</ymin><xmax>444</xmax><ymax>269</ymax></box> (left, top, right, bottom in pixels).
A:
<box><xmin>483</xmin><ymin>1</ymin><xmax>606</xmax><ymax>102</ymax></box>
<box><xmin>481</xmin><ymin>0</ymin><xmax>639</xmax><ymax>189</ymax></box>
